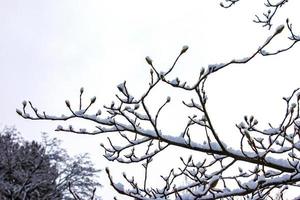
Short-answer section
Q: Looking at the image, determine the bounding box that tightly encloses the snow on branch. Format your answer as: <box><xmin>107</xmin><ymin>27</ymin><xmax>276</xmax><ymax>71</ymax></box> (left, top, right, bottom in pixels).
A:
<box><xmin>253</xmin><ymin>0</ymin><xmax>289</xmax><ymax>29</ymax></box>
<box><xmin>220</xmin><ymin>0</ymin><xmax>240</xmax><ymax>9</ymax></box>
<box><xmin>220</xmin><ymin>0</ymin><xmax>290</xmax><ymax>30</ymax></box>
<box><xmin>17</xmin><ymin>4</ymin><xmax>300</xmax><ymax>200</ymax></box>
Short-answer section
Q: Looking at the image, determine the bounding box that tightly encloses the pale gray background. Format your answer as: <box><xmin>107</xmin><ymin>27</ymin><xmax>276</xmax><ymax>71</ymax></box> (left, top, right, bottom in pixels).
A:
<box><xmin>1</xmin><ymin>0</ymin><xmax>300</xmax><ymax>199</ymax></box>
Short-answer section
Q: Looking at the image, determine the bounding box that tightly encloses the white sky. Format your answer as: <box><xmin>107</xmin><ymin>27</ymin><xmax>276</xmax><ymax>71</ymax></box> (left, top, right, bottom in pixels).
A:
<box><xmin>1</xmin><ymin>0</ymin><xmax>300</xmax><ymax>199</ymax></box>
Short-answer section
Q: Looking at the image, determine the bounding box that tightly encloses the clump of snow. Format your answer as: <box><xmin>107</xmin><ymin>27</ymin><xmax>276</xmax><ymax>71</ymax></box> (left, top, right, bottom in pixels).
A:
<box><xmin>264</xmin><ymin>128</ymin><xmax>279</xmax><ymax>135</ymax></box>
<box><xmin>79</xmin><ymin>128</ymin><xmax>86</xmax><ymax>132</ymax></box>
<box><xmin>115</xmin><ymin>182</ymin><xmax>124</xmax><ymax>191</ymax></box>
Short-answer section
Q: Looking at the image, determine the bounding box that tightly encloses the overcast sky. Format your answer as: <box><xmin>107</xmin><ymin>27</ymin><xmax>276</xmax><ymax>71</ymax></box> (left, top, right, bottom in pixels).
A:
<box><xmin>1</xmin><ymin>0</ymin><xmax>300</xmax><ymax>199</ymax></box>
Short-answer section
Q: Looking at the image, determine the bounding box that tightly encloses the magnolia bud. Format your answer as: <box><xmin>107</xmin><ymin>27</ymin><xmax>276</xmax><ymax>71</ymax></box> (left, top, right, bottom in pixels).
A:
<box><xmin>22</xmin><ymin>101</ymin><xmax>27</xmax><ymax>107</ymax></box>
<box><xmin>91</xmin><ymin>96</ymin><xmax>96</xmax><ymax>104</ymax></box>
<box><xmin>16</xmin><ymin>109</ymin><xmax>22</xmax><ymax>116</ymax></box>
<box><xmin>80</xmin><ymin>87</ymin><xmax>84</xmax><ymax>94</ymax></box>
<box><xmin>249</xmin><ymin>115</ymin><xmax>254</xmax><ymax>123</ymax></box>
<box><xmin>96</xmin><ymin>109</ymin><xmax>101</xmax><ymax>116</ymax></box>
<box><xmin>238</xmin><ymin>167</ymin><xmax>243</xmax><ymax>173</ymax></box>
<box><xmin>105</xmin><ymin>167</ymin><xmax>110</xmax><ymax>174</ymax></box>
<box><xmin>253</xmin><ymin>119</ymin><xmax>258</xmax><ymax>126</ymax></box>
<box><xmin>145</xmin><ymin>56</ymin><xmax>152</xmax><ymax>65</ymax></box>
<box><xmin>200</xmin><ymin>67</ymin><xmax>205</xmax><ymax>75</ymax></box>
<box><xmin>297</xmin><ymin>93</ymin><xmax>300</xmax><ymax>101</ymax></box>
<box><xmin>275</xmin><ymin>25</ymin><xmax>284</xmax><ymax>34</ymax></box>
<box><xmin>239</xmin><ymin>122</ymin><xmax>246</xmax><ymax>129</ymax></box>
<box><xmin>56</xmin><ymin>125</ymin><xmax>63</xmax><ymax>130</ymax></box>
<box><xmin>209</xmin><ymin>179</ymin><xmax>219</xmax><ymax>189</ymax></box>
<box><xmin>166</xmin><ymin>96</ymin><xmax>171</xmax><ymax>102</ymax></box>
<box><xmin>65</xmin><ymin>100</ymin><xmax>70</xmax><ymax>108</ymax></box>
<box><xmin>244</xmin><ymin>130</ymin><xmax>250</xmax><ymax>139</ymax></box>
<box><xmin>181</xmin><ymin>45</ymin><xmax>189</xmax><ymax>54</ymax></box>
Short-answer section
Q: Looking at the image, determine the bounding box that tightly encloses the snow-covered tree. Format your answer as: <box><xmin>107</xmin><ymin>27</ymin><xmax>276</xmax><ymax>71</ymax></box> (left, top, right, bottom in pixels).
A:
<box><xmin>17</xmin><ymin>1</ymin><xmax>300</xmax><ymax>200</ymax></box>
<box><xmin>0</xmin><ymin>127</ymin><xmax>101</xmax><ymax>200</ymax></box>
<box><xmin>41</xmin><ymin>132</ymin><xmax>101</xmax><ymax>200</ymax></box>
<box><xmin>0</xmin><ymin>127</ymin><xmax>62</xmax><ymax>199</ymax></box>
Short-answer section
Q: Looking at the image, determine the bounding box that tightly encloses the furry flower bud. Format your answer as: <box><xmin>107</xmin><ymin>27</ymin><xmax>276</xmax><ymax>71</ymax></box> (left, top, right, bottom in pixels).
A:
<box><xmin>65</xmin><ymin>100</ymin><xmax>70</xmax><ymax>108</ymax></box>
<box><xmin>145</xmin><ymin>56</ymin><xmax>152</xmax><ymax>65</ymax></box>
<box><xmin>181</xmin><ymin>45</ymin><xmax>189</xmax><ymax>54</ymax></box>
<box><xmin>91</xmin><ymin>96</ymin><xmax>96</xmax><ymax>104</ymax></box>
